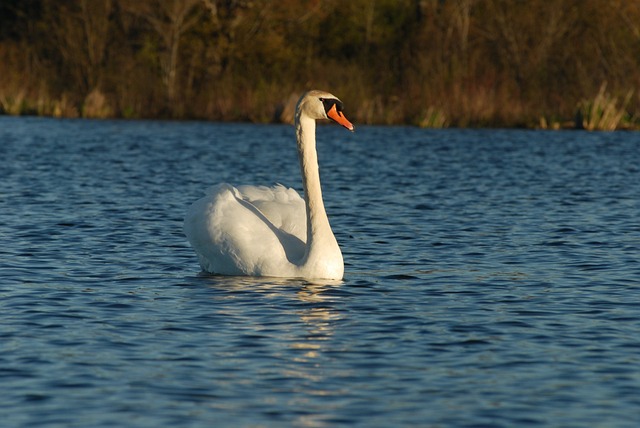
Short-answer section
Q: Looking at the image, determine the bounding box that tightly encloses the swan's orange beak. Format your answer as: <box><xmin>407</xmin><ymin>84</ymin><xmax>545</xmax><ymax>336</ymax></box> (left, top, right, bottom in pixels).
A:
<box><xmin>327</xmin><ymin>104</ymin><xmax>355</xmax><ymax>132</ymax></box>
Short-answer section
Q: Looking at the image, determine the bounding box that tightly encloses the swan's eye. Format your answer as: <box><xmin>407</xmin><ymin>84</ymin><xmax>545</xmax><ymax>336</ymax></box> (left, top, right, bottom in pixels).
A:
<box><xmin>321</xmin><ymin>97</ymin><xmax>341</xmax><ymax>113</ymax></box>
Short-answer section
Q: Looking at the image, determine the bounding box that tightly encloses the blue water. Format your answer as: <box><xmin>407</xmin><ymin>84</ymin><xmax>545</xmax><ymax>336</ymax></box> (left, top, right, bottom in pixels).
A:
<box><xmin>1</xmin><ymin>116</ymin><xmax>639</xmax><ymax>427</ymax></box>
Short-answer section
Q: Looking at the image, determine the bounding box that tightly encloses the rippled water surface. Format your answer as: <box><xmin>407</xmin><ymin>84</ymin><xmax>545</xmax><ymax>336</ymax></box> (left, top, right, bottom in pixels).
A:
<box><xmin>1</xmin><ymin>116</ymin><xmax>639</xmax><ymax>427</ymax></box>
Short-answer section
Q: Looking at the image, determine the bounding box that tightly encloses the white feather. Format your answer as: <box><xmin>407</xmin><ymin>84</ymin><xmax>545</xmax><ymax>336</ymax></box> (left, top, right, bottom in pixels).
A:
<box><xmin>184</xmin><ymin>90</ymin><xmax>353</xmax><ymax>279</ymax></box>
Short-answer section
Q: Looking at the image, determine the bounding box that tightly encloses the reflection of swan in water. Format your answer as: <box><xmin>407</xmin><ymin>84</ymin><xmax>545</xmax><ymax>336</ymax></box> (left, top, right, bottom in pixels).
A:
<box><xmin>201</xmin><ymin>276</ymin><xmax>342</xmax><ymax>419</ymax></box>
<box><xmin>201</xmin><ymin>276</ymin><xmax>340</xmax><ymax>349</ymax></box>
<box><xmin>294</xmin><ymin>285</ymin><xmax>342</xmax><ymax>361</ymax></box>
<box><xmin>184</xmin><ymin>90</ymin><xmax>354</xmax><ymax>280</ymax></box>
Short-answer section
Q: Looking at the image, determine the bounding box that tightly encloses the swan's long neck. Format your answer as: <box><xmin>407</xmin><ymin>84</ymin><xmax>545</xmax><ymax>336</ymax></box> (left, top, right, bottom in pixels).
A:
<box><xmin>296</xmin><ymin>114</ymin><xmax>336</xmax><ymax>256</ymax></box>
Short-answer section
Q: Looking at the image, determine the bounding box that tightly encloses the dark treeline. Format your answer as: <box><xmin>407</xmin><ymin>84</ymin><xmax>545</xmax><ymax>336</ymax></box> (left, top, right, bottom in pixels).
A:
<box><xmin>1</xmin><ymin>0</ymin><xmax>639</xmax><ymax>128</ymax></box>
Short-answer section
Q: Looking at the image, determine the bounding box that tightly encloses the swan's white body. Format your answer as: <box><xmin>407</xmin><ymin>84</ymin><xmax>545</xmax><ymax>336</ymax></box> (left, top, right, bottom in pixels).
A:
<box><xmin>184</xmin><ymin>90</ymin><xmax>354</xmax><ymax>279</ymax></box>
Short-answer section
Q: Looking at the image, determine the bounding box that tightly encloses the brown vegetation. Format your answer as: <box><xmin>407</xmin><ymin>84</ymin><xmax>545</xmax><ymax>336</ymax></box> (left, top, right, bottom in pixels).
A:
<box><xmin>1</xmin><ymin>0</ymin><xmax>639</xmax><ymax>128</ymax></box>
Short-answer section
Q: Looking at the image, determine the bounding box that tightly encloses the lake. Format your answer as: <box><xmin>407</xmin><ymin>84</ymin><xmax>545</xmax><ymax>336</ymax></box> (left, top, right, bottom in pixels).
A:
<box><xmin>1</xmin><ymin>116</ymin><xmax>639</xmax><ymax>427</ymax></box>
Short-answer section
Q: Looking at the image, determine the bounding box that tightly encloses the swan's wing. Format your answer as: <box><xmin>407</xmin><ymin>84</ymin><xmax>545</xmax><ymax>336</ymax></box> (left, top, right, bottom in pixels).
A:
<box><xmin>236</xmin><ymin>184</ymin><xmax>307</xmax><ymax>242</ymax></box>
<box><xmin>184</xmin><ymin>184</ymin><xmax>304</xmax><ymax>276</ymax></box>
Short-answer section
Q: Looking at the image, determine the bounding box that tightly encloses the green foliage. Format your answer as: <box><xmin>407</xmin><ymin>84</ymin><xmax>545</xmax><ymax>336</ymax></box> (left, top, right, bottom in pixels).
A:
<box><xmin>0</xmin><ymin>0</ymin><xmax>639</xmax><ymax>128</ymax></box>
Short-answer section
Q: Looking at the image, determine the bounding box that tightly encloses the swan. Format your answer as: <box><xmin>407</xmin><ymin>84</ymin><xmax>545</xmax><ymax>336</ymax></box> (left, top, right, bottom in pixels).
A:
<box><xmin>184</xmin><ymin>90</ymin><xmax>354</xmax><ymax>279</ymax></box>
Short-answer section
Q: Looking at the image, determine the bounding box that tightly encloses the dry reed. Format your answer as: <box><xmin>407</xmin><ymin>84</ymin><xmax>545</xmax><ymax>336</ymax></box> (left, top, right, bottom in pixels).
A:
<box><xmin>578</xmin><ymin>83</ymin><xmax>633</xmax><ymax>131</ymax></box>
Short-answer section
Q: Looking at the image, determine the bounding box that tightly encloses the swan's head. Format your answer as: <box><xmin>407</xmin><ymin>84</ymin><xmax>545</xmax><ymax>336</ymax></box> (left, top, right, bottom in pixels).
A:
<box><xmin>297</xmin><ymin>90</ymin><xmax>355</xmax><ymax>132</ymax></box>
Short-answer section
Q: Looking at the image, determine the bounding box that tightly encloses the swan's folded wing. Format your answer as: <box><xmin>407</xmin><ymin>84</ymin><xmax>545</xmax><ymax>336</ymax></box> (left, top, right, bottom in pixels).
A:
<box><xmin>185</xmin><ymin>184</ymin><xmax>296</xmax><ymax>275</ymax></box>
<box><xmin>236</xmin><ymin>184</ymin><xmax>306</xmax><ymax>241</ymax></box>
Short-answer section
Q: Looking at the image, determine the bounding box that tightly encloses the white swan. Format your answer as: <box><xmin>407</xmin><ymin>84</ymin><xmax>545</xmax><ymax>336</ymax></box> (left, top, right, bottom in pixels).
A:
<box><xmin>184</xmin><ymin>90</ymin><xmax>354</xmax><ymax>279</ymax></box>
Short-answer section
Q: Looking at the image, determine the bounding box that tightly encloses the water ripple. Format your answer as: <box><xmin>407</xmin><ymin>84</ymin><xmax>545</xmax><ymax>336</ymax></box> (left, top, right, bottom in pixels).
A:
<box><xmin>1</xmin><ymin>118</ymin><xmax>639</xmax><ymax>427</ymax></box>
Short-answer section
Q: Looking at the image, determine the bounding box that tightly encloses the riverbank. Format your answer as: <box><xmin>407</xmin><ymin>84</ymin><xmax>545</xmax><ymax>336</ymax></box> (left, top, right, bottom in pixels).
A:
<box><xmin>0</xmin><ymin>85</ymin><xmax>636</xmax><ymax>131</ymax></box>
